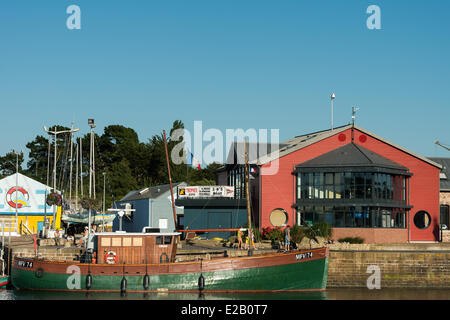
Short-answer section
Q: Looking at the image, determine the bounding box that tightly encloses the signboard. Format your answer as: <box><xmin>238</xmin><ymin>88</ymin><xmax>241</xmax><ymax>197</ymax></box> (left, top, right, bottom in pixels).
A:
<box><xmin>0</xmin><ymin>173</ymin><xmax>55</xmax><ymax>215</ymax></box>
<box><xmin>177</xmin><ymin>186</ymin><xmax>235</xmax><ymax>199</ymax></box>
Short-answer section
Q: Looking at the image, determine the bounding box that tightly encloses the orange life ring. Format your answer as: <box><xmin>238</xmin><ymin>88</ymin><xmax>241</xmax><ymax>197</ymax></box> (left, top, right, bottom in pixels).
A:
<box><xmin>104</xmin><ymin>251</ymin><xmax>118</xmax><ymax>264</ymax></box>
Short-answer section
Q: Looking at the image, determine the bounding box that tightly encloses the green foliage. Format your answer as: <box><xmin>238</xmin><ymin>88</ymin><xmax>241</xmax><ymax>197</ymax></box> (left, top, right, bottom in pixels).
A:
<box><xmin>290</xmin><ymin>225</ymin><xmax>305</xmax><ymax>243</ymax></box>
<box><xmin>0</xmin><ymin>151</ymin><xmax>24</xmax><ymax>178</ymax></box>
<box><xmin>46</xmin><ymin>191</ymin><xmax>62</xmax><ymax>206</ymax></box>
<box><xmin>262</xmin><ymin>227</ymin><xmax>283</xmax><ymax>243</ymax></box>
<box><xmin>303</xmin><ymin>222</ymin><xmax>333</xmax><ymax>243</ymax></box>
<box><xmin>338</xmin><ymin>237</ymin><xmax>364</xmax><ymax>244</ymax></box>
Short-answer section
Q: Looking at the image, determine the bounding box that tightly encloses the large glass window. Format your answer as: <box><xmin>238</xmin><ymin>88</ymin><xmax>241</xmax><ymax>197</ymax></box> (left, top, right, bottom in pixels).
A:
<box><xmin>296</xmin><ymin>172</ymin><xmax>407</xmax><ymax>203</ymax></box>
<box><xmin>297</xmin><ymin>206</ymin><xmax>406</xmax><ymax>229</ymax></box>
<box><xmin>441</xmin><ymin>205</ymin><xmax>449</xmax><ymax>228</ymax></box>
<box><xmin>227</xmin><ymin>166</ymin><xmax>245</xmax><ymax>198</ymax></box>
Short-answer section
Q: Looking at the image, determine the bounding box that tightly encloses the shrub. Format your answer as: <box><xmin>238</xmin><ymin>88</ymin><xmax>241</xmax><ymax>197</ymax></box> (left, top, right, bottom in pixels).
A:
<box><xmin>338</xmin><ymin>237</ymin><xmax>364</xmax><ymax>244</ymax></box>
<box><xmin>303</xmin><ymin>222</ymin><xmax>333</xmax><ymax>243</ymax></box>
<box><xmin>261</xmin><ymin>227</ymin><xmax>272</xmax><ymax>240</ymax></box>
<box><xmin>290</xmin><ymin>225</ymin><xmax>305</xmax><ymax>243</ymax></box>
<box><xmin>264</xmin><ymin>227</ymin><xmax>283</xmax><ymax>243</ymax></box>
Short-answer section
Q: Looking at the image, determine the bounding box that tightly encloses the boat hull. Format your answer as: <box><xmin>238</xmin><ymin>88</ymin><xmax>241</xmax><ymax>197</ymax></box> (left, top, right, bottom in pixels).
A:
<box><xmin>0</xmin><ymin>275</ymin><xmax>9</xmax><ymax>289</ymax></box>
<box><xmin>11</xmin><ymin>247</ymin><xmax>328</xmax><ymax>292</ymax></box>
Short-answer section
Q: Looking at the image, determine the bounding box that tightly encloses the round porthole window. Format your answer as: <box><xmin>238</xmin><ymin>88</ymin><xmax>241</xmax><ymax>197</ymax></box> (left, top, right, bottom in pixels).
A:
<box><xmin>413</xmin><ymin>211</ymin><xmax>431</xmax><ymax>229</ymax></box>
<box><xmin>269</xmin><ymin>208</ymin><xmax>288</xmax><ymax>227</ymax></box>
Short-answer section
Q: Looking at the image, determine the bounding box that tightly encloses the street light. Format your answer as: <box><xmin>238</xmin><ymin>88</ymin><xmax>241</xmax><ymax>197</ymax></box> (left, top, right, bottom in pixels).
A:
<box><xmin>43</xmin><ymin>125</ymin><xmax>79</xmax><ymax>230</ymax></box>
<box><xmin>87</xmin><ymin>119</ymin><xmax>96</xmax><ymax>242</ymax></box>
<box><xmin>88</xmin><ymin>119</ymin><xmax>96</xmax><ymax>199</ymax></box>
<box><xmin>331</xmin><ymin>93</ymin><xmax>336</xmax><ymax>131</ymax></box>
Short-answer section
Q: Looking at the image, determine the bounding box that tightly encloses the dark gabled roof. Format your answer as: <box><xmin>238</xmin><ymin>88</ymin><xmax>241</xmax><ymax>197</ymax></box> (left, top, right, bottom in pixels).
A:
<box><xmin>120</xmin><ymin>182</ymin><xmax>185</xmax><ymax>201</ymax></box>
<box><xmin>295</xmin><ymin>143</ymin><xmax>409</xmax><ymax>172</ymax></box>
<box><xmin>428</xmin><ymin>157</ymin><xmax>450</xmax><ymax>191</ymax></box>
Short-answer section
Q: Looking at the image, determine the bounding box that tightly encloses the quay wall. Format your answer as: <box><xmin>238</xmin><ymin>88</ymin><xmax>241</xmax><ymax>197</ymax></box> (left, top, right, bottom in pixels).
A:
<box><xmin>327</xmin><ymin>247</ymin><xmax>450</xmax><ymax>288</ymax></box>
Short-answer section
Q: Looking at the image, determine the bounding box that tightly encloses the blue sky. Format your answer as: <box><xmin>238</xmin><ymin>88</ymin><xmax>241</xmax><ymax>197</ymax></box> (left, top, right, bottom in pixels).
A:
<box><xmin>1</xmin><ymin>0</ymin><xmax>449</xmax><ymax>165</ymax></box>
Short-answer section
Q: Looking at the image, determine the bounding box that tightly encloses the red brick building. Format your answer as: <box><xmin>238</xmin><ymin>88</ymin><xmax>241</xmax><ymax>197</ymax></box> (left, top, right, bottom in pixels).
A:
<box><xmin>218</xmin><ymin>124</ymin><xmax>441</xmax><ymax>243</ymax></box>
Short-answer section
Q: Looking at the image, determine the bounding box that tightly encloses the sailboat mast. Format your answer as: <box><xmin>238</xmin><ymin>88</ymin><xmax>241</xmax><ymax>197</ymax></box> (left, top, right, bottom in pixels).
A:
<box><xmin>163</xmin><ymin>130</ymin><xmax>177</xmax><ymax>230</ymax></box>
<box><xmin>69</xmin><ymin>123</ymin><xmax>74</xmax><ymax>203</ymax></box>
<box><xmin>244</xmin><ymin>140</ymin><xmax>252</xmax><ymax>236</ymax></box>
<box><xmin>75</xmin><ymin>142</ymin><xmax>79</xmax><ymax>211</ymax></box>
<box><xmin>80</xmin><ymin>137</ymin><xmax>83</xmax><ymax>198</ymax></box>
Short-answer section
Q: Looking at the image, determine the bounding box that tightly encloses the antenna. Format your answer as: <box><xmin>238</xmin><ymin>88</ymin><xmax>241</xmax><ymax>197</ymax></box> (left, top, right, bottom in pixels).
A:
<box><xmin>352</xmin><ymin>106</ymin><xmax>360</xmax><ymax>126</ymax></box>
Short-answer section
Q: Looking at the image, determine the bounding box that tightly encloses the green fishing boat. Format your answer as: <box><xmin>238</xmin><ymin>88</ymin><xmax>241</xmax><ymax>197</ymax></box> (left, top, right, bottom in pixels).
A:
<box><xmin>0</xmin><ymin>275</ymin><xmax>9</xmax><ymax>289</ymax></box>
<box><xmin>11</xmin><ymin>130</ymin><xmax>329</xmax><ymax>293</ymax></box>
<box><xmin>11</xmin><ymin>230</ymin><xmax>328</xmax><ymax>292</ymax></box>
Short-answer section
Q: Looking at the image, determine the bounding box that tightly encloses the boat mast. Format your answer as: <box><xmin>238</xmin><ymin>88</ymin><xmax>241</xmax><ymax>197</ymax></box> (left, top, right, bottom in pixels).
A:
<box><xmin>244</xmin><ymin>140</ymin><xmax>253</xmax><ymax>253</ymax></box>
<box><xmin>69</xmin><ymin>122</ymin><xmax>74</xmax><ymax>204</ymax></box>
<box><xmin>79</xmin><ymin>137</ymin><xmax>83</xmax><ymax>199</ymax></box>
<box><xmin>88</xmin><ymin>119</ymin><xmax>96</xmax><ymax>243</ymax></box>
<box><xmin>163</xmin><ymin>130</ymin><xmax>178</xmax><ymax>230</ymax></box>
<box><xmin>75</xmin><ymin>142</ymin><xmax>79</xmax><ymax>211</ymax></box>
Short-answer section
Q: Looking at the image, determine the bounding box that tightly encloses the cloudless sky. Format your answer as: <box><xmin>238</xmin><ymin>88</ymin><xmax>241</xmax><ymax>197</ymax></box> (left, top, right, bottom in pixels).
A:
<box><xmin>1</xmin><ymin>0</ymin><xmax>449</xmax><ymax>166</ymax></box>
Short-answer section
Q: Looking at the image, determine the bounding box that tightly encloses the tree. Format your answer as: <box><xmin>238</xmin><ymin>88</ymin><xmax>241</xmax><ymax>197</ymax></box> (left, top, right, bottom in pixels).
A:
<box><xmin>0</xmin><ymin>151</ymin><xmax>24</xmax><ymax>178</ymax></box>
<box><xmin>26</xmin><ymin>125</ymin><xmax>72</xmax><ymax>186</ymax></box>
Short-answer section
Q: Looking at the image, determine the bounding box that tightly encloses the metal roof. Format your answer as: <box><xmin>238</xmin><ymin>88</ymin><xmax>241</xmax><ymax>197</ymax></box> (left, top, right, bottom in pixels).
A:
<box><xmin>428</xmin><ymin>158</ymin><xmax>450</xmax><ymax>191</ymax></box>
<box><xmin>119</xmin><ymin>182</ymin><xmax>186</xmax><ymax>201</ymax></box>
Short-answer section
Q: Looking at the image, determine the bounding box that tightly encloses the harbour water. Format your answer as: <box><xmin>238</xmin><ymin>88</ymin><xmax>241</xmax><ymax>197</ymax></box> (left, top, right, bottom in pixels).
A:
<box><xmin>2</xmin><ymin>288</ymin><xmax>450</xmax><ymax>300</ymax></box>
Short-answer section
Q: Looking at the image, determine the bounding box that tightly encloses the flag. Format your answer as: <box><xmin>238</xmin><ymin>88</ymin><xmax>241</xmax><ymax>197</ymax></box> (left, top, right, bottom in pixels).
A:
<box><xmin>187</xmin><ymin>151</ymin><xmax>201</xmax><ymax>170</ymax></box>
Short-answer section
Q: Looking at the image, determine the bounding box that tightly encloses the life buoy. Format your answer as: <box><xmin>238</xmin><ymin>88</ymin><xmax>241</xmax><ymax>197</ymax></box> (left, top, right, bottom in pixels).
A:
<box><xmin>104</xmin><ymin>251</ymin><xmax>118</xmax><ymax>264</ymax></box>
<box><xmin>35</xmin><ymin>267</ymin><xmax>44</xmax><ymax>278</ymax></box>
<box><xmin>6</xmin><ymin>187</ymin><xmax>29</xmax><ymax>209</ymax></box>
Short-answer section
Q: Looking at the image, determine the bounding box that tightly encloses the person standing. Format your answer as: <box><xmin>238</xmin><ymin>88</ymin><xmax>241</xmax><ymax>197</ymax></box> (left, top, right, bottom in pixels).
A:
<box><xmin>284</xmin><ymin>225</ymin><xmax>291</xmax><ymax>251</ymax></box>
<box><xmin>237</xmin><ymin>227</ymin><xmax>243</xmax><ymax>249</ymax></box>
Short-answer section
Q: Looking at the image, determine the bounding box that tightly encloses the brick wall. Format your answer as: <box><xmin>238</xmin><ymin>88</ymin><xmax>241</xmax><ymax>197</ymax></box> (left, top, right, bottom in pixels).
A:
<box><xmin>328</xmin><ymin>250</ymin><xmax>450</xmax><ymax>288</ymax></box>
<box><xmin>332</xmin><ymin>228</ymin><xmax>408</xmax><ymax>244</ymax></box>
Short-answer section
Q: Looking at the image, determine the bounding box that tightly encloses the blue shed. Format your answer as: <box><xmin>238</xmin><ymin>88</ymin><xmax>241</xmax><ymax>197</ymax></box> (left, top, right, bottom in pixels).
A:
<box><xmin>113</xmin><ymin>182</ymin><xmax>185</xmax><ymax>233</ymax></box>
<box><xmin>175</xmin><ymin>198</ymin><xmax>248</xmax><ymax>240</ymax></box>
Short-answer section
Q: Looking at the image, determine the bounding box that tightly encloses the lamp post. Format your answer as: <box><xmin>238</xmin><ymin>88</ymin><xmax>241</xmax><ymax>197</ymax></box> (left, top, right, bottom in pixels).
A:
<box><xmin>88</xmin><ymin>119</ymin><xmax>96</xmax><ymax>243</ymax></box>
<box><xmin>43</xmin><ymin>125</ymin><xmax>79</xmax><ymax>230</ymax></box>
<box><xmin>331</xmin><ymin>93</ymin><xmax>336</xmax><ymax>131</ymax></box>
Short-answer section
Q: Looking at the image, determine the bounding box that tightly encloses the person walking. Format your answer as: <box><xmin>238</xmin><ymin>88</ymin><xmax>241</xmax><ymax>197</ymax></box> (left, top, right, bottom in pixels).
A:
<box><xmin>284</xmin><ymin>225</ymin><xmax>291</xmax><ymax>251</ymax></box>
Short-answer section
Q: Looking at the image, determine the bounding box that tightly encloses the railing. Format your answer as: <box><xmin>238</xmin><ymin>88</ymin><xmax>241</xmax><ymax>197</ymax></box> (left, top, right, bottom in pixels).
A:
<box><xmin>21</xmin><ymin>221</ymin><xmax>33</xmax><ymax>235</ymax></box>
<box><xmin>0</xmin><ymin>218</ymin><xmax>16</xmax><ymax>235</ymax></box>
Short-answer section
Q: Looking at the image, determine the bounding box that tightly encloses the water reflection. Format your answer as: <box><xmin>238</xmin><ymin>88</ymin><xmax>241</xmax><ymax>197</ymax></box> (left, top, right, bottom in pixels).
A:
<box><xmin>2</xmin><ymin>288</ymin><xmax>450</xmax><ymax>300</ymax></box>
<box><xmin>1</xmin><ymin>289</ymin><xmax>327</xmax><ymax>300</ymax></box>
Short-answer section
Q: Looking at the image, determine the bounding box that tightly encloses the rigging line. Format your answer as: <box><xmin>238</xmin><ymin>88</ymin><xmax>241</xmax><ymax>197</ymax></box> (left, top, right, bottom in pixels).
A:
<box><xmin>59</xmin><ymin>133</ymin><xmax>71</xmax><ymax>195</ymax></box>
<box><xmin>56</xmin><ymin>133</ymin><xmax>66</xmax><ymax>190</ymax></box>
<box><xmin>90</xmin><ymin>134</ymin><xmax>117</xmax><ymax>209</ymax></box>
